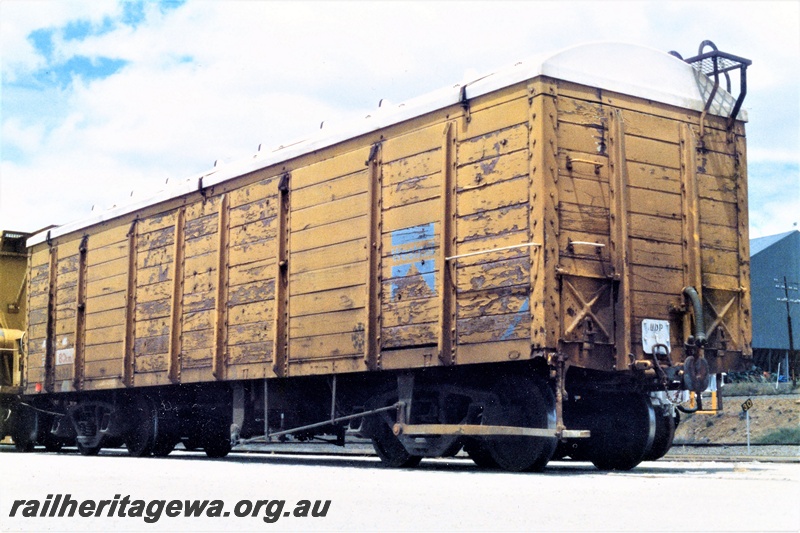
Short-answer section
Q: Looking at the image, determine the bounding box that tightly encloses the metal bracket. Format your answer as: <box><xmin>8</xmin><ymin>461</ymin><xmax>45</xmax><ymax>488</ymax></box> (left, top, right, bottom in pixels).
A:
<box><xmin>459</xmin><ymin>85</ymin><xmax>471</xmax><ymax>123</ymax></box>
<box><xmin>278</xmin><ymin>172</ymin><xmax>291</xmax><ymax>193</ymax></box>
<box><xmin>365</xmin><ymin>143</ymin><xmax>381</xmax><ymax>166</ymax></box>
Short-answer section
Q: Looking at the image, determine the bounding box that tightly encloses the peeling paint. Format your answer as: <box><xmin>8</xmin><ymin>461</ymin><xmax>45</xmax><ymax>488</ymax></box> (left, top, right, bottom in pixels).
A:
<box><xmin>501</xmin><ymin>297</ymin><xmax>529</xmax><ymax>340</ymax></box>
<box><xmin>389</xmin><ymin>223</ymin><xmax>436</xmax><ymax>299</ymax></box>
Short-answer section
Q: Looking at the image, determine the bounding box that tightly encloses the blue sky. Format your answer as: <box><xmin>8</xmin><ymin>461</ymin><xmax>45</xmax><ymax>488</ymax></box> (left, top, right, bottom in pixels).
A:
<box><xmin>1</xmin><ymin>1</ymin><xmax>798</xmax><ymax>238</ymax></box>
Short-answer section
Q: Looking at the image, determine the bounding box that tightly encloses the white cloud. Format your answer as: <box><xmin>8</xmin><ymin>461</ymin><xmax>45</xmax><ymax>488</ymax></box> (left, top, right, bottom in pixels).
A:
<box><xmin>1</xmin><ymin>117</ymin><xmax>45</xmax><ymax>154</ymax></box>
<box><xmin>1</xmin><ymin>0</ymin><xmax>798</xmax><ymax>236</ymax></box>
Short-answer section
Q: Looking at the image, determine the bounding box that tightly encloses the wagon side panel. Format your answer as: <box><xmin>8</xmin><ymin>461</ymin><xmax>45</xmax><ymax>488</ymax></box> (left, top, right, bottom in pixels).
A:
<box><xmin>82</xmin><ymin>222</ymin><xmax>131</xmax><ymax>389</ymax></box>
<box><xmin>287</xmin><ymin>147</ymin><xmax>372</xmax><ymax>376</ymax></box>
<box><xmin>24</xmin><ymin>247</ymin><xmax>51</xmax><ymax>394</ymax></box>
<box><xmin>452</xmin><ymin>85</ymin><xmax>535</xmax><ymax>365</ymax></box>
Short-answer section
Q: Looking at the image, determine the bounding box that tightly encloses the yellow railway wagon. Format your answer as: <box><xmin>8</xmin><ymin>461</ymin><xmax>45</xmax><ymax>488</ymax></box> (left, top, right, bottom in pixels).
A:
<box><xmin>16</xmin><ymin>42</ymin><xmax>752</xmax><ymax>470</ymax></box>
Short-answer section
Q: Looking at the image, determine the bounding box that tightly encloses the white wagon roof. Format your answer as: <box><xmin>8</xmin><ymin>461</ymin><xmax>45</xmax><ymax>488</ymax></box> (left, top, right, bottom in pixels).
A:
<box><xmin>29</xmin><ymin>42</ymin><xmax>745</xmax><ymax>246</ymax></box>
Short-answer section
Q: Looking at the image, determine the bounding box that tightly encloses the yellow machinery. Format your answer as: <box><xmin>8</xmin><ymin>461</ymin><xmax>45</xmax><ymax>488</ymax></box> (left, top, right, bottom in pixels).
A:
<box><xmin>1</xmin><ymin>230</ymin><xmax>29</xmax><ymax>392</ymax></box>
<box><xmin>1</xmin><ymin>230</ymin><xmax>30</xmax><ymax>442</ymax></box>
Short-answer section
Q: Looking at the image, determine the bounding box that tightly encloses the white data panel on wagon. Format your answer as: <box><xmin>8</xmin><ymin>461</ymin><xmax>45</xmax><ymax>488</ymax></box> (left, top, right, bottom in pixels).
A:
<box><xmin>641</xmin><ymin>319</ymin><xmax>670</xmax><ymax>354</ymax></box>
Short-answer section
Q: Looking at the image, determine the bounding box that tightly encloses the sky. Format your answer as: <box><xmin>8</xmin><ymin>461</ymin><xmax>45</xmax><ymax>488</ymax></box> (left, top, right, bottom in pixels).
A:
<box><xmin>1</xmin><ymin>0</ymin><xmax>798</xmax><ymax>240</ymax></box>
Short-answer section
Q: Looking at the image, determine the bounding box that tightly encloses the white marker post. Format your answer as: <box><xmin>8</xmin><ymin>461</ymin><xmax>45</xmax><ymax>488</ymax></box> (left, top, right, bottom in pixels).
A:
<box><xmin>741</xmin><ymin>398</ymin><xmax>753</xmax><ymax>454</ymax></box>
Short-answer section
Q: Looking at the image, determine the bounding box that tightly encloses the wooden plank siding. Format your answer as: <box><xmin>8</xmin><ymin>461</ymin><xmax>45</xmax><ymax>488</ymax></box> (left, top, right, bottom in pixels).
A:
<box><xmin>286</xmin><ymin>147</ymin><xmax>371</xmax><ymax>374</ymax></box>
<box><xmin>453</xmin><ymin>91</ymin><xmax>533</xmax><ymax>349</ymax></box>
<box><xmin>22</xmin><ymin>71</ymin><xmax>751</xmax><ymax>393</ymax></box>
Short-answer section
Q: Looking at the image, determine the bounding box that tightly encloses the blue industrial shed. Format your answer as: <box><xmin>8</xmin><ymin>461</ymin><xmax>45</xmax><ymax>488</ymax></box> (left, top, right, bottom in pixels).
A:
<box><xmin>750</xmin><ymin>230</ymin><xmax>800</xmax><ymax>378</ymax></box>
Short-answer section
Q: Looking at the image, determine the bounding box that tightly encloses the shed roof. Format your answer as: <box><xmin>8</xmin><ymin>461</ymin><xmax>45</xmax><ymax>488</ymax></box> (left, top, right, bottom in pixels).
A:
<box><xmin>751</xmin><ymin>231</ymin><xmax>798</xmax><ymax>257</ymax></box>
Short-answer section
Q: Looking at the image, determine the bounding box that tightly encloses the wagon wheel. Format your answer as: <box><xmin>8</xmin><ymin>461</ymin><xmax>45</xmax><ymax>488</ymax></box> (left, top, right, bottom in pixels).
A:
<box><xmin>481</xmin><ymin>375</ymin><xmax>557</xmax><ymax>472</ymax></box>
<box><xmin>151</xmin><ymin>436</ymin><xmax>178</xmax><ymax>457</ymax></box>
<box><xmin>643</xmin><ymin>408</ymin><xmax>675</xmax><ymax>461</ymax></box>
<box><xmin>38</xmin><ymin>412</ymin><xmax>64</xmax><ymax>453</ymax></box>
<box><xmin>14</xmin><ymin>436</ymin><xmax>35</xmax><ymax>453</ymax></box>
<box><xmin>181</xmin><ymin>436</ymin><xmax>201</xmax><ymax>451</ymax></box>
<box><xmin>463</xmin><ymin>438</ymin><xmax>499</xmax><ymax>469</ymax></box>
<box><xmin>12</xmin><ymin>404</ymin><xmax>38</xmax><ymax>453</ymax></box>
<box><xmin>76</xmin><ymin>441</ymin><xmax>101</xmax><ymax>456</ymax></box>
<box><xmin>125</xmin><ymin>396</ymin><xmax>156</xmax><ymax>457</ymax></box>
<box><xmin>151</xmin><ymin>417</ymin><xmax>180</xmax><ymax>457</ymax></box>
<box><xmin>202</xmin><ymin>418</ymin><xmax>232</xmax><ymax>458</ymax></box>
<box><xmin>584</xmin><ymin>393</ymin><xmax>655</xmax><ymax>471</ymax></box>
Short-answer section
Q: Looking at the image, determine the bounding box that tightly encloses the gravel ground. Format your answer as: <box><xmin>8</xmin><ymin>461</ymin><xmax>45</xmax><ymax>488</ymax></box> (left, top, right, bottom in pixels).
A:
<box><xmin>665</xmin><ymin>444</ymin><xmax>800</xmax><ymax>461</ymax></box>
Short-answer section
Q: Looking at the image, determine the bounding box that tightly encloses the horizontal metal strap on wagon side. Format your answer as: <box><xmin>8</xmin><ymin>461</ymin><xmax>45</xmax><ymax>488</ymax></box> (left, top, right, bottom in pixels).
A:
<box><xmin>392</xmin><ymin>423</ymin><xmax>590</xmax><ymax>439</ymax></box>
<box><xmin>445</xmin><ymin>242</ymin><xmax>542</xmax><ymax>262</ymax></box>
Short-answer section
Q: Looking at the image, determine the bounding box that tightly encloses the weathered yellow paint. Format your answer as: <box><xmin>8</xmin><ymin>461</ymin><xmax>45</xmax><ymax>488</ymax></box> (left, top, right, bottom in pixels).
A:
<box><xmin>458</xmin><ymin>203</ymin><xmax>528</xmax><ymax>243</ymax></box>
<box><xmin>228</xmin><ymin>258</ymin><xmax>274</xmax><ymax>286</ymax></box>
<box><xmin>292</xmin><ymin>192</ymin><xmax>368</xmax><ymax>230</ymax></box>
<box><xmin>384</xmin><ymin>322</ymin><xmax>437</xmax><ymax>349</ymax></box>
<box><xmin>84</xmin><ymin>339</ymin><xmax>124</xmax><ymax>362</ymax></box>
<box><xmin>86</xmin><ymin>291</ymin><xmax>127</xmax><ymax>314</ymax></box>
<box><xmin>291</xmin><ymin>147</ymin><xmax>370</xmax><ymax>189</ymax></box>
<box><xmin>229</xmin><ymin>174</ymin><xmax>279</xmax><ymax>210</ymax></box>
<box><xmin>383</xmin><ymin>172</ymin><xmax>441</xmax><ymax>211</ymax></box>
<box><xmin>229</xmin><ymin>239</ymin><xmax>276</xmax><ymax>268</ymax></box>
<box><xmin>384</xmin><ymin>297</ymin><xmax>438</xmax><ymax>327</ymax></box>
<box><xmin>228</xmin><ymin>301</ymin><xmax>273</xmax><ymax>327</ymax></box>
<box><xmin>459</xmin><ymin>124</ymin><xmax>528</xmax><ymax>167</ymax></box>
<box><xmin>457</xmin><ymin>176</ymin><xmax>529</xmax><ymax>218</ymax></box>
<box><xmin>83</xmin><ymin>359</ymin><xmax>123</xmax><ymax>379</ymax></box>
<box><xmin>290</xmin><ymin>262</ymin><xmax>366</xmax><ymax>296</ymax></box>
<box><xmin>383</xmin><ymin>150</ymin><xmax>441</xmax><ymax>187</ymax></box>
<box><xmin>83</xmin><ymin>223</ymin><xmax>129</xmax><ymax>251</ymax></box>
<box><xmin>293</xmin><ymin>239</ymin><xmax>366</xmax><ymax>275</ymax></box>
<box><xmin>456</xmin><ymin>257</ymin><xmax>529</xmax><ymax>293</ymax></box>
<box><xmin>22</xmin><ymin>62</ymin><xmax>752</xmax><ymax>389</ymax></box>
<box><xmin>382</xmin><ymin>197</ymin><xmax>440</xmax><ymax>234</ymax></box>
<box><xmin>290</xmin><ymin>216</ymin><xmax>367</xmax><ymax>253</ymax></box>
<box><xmin>459</xmin><ymin>93</ymin><xmax>529</xmax><ymax>139</ymax></box>
<box><xmin>291</xmin><ymin>308</ymin><xmax>364</xmax><ymax>339</ymax></box>
<box><xmin>382</xmin><ymin>122</ymin><xmax>444</xmax><ymax>164</ymax></box>
<box><xmin>289</xmin><ymin>331</ymin><xmax>361</xmax><ymax>360</ymax></box>
<box><xmin>291</xmin><ymin>286</ymin><xmax>365</xmax><ymax>318</ymax></box>
<box><xmin>457</xmin><ymin>149</ymin><xmax>528</xmax><ymax>192</ymax></box>
<box><xmin>292</xmin><ymin>170</ymin><xmax>368</xmax><ymax>210</ymax></box>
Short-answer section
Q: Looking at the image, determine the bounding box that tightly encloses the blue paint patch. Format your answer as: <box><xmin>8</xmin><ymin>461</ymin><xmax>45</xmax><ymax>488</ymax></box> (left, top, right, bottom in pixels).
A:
<box><xmin>501</xmin><ymin>297</ymin><xmax>529</xmax><ymax>340</ymax></box>
<box><xmin>390</xmin><ymin>223</ymin><xmax>436</xmax><ymax>299</ymax></box>
<box><xmin>391</xmin><ymin>223</ymin><xmax>435</xmax><ymax>248</ymax></box>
